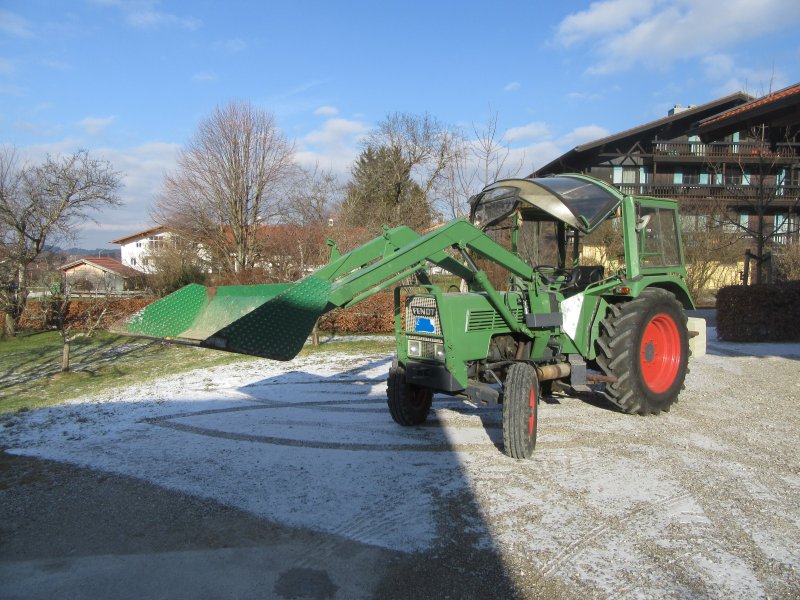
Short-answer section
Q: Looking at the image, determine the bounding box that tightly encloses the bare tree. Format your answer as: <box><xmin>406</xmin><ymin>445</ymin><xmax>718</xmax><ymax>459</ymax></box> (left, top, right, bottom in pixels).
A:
<box><xmin>364</xmin><ymin>112</ymin><xmax>460</xmax><ymax>223</ymax></box>
<box><xmin>0</xmin><ymin>147</ymin><xmax>122</xmax><ymax>337</ymax></box>
<box><xmin>439</xmin><ymin>111</ymin><xmax>525</xmax><ymax>219</ymax></box>
<box><xmin>153</xmin><ymin>101</ymin><xmax>297</xmax><ymax>276</ymax></box>
<box><xmin>707</xmin><ymin>123</ymin><xmax>800</xmax><ymax>284</ymax></box>
<box><xmin>283</xmin><ymin>164</ymin><xmax>342</xmax><ymax>227</ymax></box>
<box><xmin>145</xmin><ymin>235</ymin><xmax>209</xmax><ymax>296</ymax></box>
<box><xmin>680</xmin><ymin>200</ymin><xmax>748</xmax><ymax>301</ymax></box>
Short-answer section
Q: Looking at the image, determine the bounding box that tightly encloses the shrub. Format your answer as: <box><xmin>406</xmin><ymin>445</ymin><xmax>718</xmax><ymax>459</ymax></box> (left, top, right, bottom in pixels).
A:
<box><xmin>716</xmin><ymin>281</ymin><xmax>800</xmax><ymax>342</ymax></box>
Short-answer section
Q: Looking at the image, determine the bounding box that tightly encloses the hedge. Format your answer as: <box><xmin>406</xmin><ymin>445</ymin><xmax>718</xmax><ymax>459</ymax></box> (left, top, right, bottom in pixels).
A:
<box><xmin>12</xmin><ymin>291</ymin><xmax>402</xmax><ymax>335</ymax></box>
<box><xmin>716</xmin><ymin>281</ymin><xmax>800</xmax><ymax>342</ymax></box>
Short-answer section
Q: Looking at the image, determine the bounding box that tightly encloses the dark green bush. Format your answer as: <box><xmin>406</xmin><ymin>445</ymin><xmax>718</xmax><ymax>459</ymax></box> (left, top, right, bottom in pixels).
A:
<box><xmin>716</xmin><ymin>281</ymin><xmax>800</xmax><ymax>342</ymax></box>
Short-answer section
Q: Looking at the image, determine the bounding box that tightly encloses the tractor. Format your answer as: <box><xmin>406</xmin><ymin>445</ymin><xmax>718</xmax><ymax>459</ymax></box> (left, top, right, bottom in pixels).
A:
<box><xmin>121</xmin><ymin>174</ymin><xmax>693</xmax><ymax>459</ymax></box>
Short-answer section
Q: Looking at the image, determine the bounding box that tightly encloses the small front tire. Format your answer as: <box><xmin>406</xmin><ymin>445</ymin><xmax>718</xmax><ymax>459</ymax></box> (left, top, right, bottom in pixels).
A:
<box><xmin>387</xmin><ymin>363</ymin><xmax>433</xmax><ymax>425</ymax></box>
<box><xmin>502</xmin><ymin>363</ymin><xmax>540</xmax><ymax>459</ymax></box>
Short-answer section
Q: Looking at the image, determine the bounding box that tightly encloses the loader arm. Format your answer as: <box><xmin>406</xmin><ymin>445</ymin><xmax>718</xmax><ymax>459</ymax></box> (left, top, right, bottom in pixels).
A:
<box><xmin>120</xmin><ymin>219</ymin><xmax>535</xmax><ymax>360</ymax></box>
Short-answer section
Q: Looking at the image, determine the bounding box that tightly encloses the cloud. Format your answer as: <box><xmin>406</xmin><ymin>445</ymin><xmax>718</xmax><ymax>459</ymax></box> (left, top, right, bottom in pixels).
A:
<box><xmin>503</xmin><ymin>122</ymin><xmax>551</xmax><ymax>143</ymax></box>
<box><xmin>558</xmin><ymin>125</ymin><xmax>610</xmax><ymax>148</ymax></box>
<box><xmin>220</xmin><ymin>38</ymin><xmax>247</xmax><ymax>53</ymax></box>
<box><xmin>555</xmin><ymin>0</ymin><xmax>800</xmax><ymax>74</ymax></box>
<box><xmin>556</xmin><ymin>0</ymin><xmax>656</xmax><ymax>46</ymax></box>
<box><xmin>702</xmin><ymin>53</ymin><xmax>786</xmax><ymax>96</ymax></box>
<box><xmin>504</xmin><ymin>81</ymin><xmax>521</xmax><ymax>93</ymax></box>
<box><xmin>314</xmin><ymin>106</ymin><xmax>338</xmax><ymax>117</ymax></box>
<box><xmin>11</xmin><ymin>139</ymin><xmax>181</xmax><ymax>246</ymax></box>
<box><xmin>296</xmin><ymin>118</ymin><xmax>369</xmax><ymax>174</ymax></box>
<box><xmin>79</xmin><ymin>116</ymin><xmax>117</xmax><ymax>136</ymax></box>
<box><xmin>0</xmin><ymin>57</ymin><xmax>16</xmax><ymax>76</ymax></box>
<box><xmin>192</xmin><ymin>71</ymin><xmax>218</xmax><ymax>82</ymax></box>
<box><xmin>91</xmin><ymin>1</ymin><xmax>201</xmax><ymax>31</ymax></box>
<box><xmin>0</xmin><ymin>9</ymin><xmax>33</xmax><ymax>37</ymax></box>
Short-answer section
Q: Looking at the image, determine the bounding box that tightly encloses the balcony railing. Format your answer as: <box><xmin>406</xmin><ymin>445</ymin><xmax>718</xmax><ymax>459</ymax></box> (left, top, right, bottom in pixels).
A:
<box><xmin>652</xmin><ymin>141</ymin><xmax>800</xmax><ymax>160</ymax></box>
<box><xmin>617</xmin><ymin>183</ymin><xmax>800</xmax><ymax>203</ymax></box>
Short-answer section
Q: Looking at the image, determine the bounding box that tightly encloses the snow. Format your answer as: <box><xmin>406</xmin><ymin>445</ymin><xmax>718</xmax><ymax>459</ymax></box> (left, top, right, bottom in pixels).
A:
<box><xmin>4</xmin><ymin>335</ymin><xmax>800</xmax><ymax>597</ymax></box>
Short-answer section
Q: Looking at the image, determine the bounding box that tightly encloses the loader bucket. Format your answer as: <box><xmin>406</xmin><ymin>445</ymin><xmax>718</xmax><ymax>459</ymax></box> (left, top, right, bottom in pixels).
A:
<box><xmin>122</xmin><ymin>276</ymin><xmax>332</xmax><ymax>361</ymax></box>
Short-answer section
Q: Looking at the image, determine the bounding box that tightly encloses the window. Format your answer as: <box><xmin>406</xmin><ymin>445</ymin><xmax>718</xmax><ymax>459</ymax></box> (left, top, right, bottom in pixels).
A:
<box><xmin>638</xmin><ymin>206</ymin><xmax>681</xmax><ymax>268</ymax></box>
<box><xmin>682</xmin><ymin>168</ymin><xmax>703</xmax><ymax>185</ymax></box>
<box><xmin>130</xmin><ymin>257</ymin><xmax>137</xmax><ymax>266</ymax></box>
<box><xmin>135</xmin><ymin>241</ymin><xmax>142</xmax><ymax>248</ymax></box>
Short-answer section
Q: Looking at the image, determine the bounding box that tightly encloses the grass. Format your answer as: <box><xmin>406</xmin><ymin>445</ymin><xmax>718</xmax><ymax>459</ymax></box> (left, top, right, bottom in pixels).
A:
<box><xmin>0</xmin><ymin>330</ymin><xmax>395</xmax><ymax>415</ymax></box>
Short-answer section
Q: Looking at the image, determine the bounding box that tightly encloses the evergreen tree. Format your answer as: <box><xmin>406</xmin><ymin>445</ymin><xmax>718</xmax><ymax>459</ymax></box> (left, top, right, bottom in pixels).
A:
<box><xmin>340</xmin><ymin>145</ymin><xmax>432</xmax><ymax>232</ymax></box>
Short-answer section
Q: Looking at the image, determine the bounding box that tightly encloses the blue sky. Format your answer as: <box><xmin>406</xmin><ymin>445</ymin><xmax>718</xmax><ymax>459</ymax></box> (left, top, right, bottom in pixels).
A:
<box><xmin>2</xmin><ymin>0</ymin><xmax>800</xmax><ymax>249</ymax></box>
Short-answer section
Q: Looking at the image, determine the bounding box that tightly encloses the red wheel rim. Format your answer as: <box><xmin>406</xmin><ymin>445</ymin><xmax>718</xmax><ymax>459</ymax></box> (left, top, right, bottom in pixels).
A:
<box><xmin>640</xmin><ymin>313</ymin><xmax>681</xmax><ymax>393</ymax></box>
<box><xmin>528</xmin><ymin>386</ymin><xmax>537</xmax><ymax>437</ymax></box>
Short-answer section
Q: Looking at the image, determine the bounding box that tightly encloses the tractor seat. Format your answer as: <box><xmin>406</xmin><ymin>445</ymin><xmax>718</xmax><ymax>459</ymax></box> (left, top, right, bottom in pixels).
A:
<box><xmin>566</xmin><ymin>265</ymin><xmax>605</xmax><ymax>295</ymax></box>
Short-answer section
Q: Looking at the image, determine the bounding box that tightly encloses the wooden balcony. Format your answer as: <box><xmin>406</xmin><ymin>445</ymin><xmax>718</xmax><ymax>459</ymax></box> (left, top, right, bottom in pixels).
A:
<box><xmin>651</xmin><ymin>142</ymin><xmax>800</xmax><ymax>162</ymax></box>
<box><xmin>617</xmin><ymin>183</ymin><xmax>800</xmax><ymax>205</ymax></box>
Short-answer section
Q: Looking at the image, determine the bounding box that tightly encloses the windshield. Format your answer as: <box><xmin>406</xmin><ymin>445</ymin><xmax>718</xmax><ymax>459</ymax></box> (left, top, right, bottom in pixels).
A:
<box><xmin>470</xmin><ymin>175</ymin><xmax>622</xmax><ymax>233</ymax></box>
<box><xmin>469</xmin><ymin>186</ymin><xmax>520</xmax><ymax>230</ymax></box>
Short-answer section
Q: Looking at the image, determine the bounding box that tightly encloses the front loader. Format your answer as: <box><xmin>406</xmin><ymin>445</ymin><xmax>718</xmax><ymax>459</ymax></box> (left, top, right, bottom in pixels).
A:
<box><xmin>121</xmin><ymin>174</ymin><xmax>693</xmax><ymax>459</ymax></box>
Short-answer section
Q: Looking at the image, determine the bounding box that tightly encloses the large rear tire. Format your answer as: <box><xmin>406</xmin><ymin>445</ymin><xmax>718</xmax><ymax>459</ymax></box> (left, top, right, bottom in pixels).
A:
<box><xmin>596</xmin><ymin>288</ymin><xmax>689</xmax><ymax>415</ymax></box>
<box><xmin>387</xmin><ymin>363</ymin><xmax>433</xmax><ymax>425</ymax></box>
<box><xmin>502</xmin><ymin>363</ymin><xmax>540</xmax><ymax>459</ymax></box>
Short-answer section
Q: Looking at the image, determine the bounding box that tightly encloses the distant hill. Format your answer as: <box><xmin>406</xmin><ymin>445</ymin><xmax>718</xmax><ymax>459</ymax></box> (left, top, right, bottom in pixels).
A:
<box><xmin>55</xmin><ymin>247</ymin><xmax>122</xmax><ymax>260</ymax></box>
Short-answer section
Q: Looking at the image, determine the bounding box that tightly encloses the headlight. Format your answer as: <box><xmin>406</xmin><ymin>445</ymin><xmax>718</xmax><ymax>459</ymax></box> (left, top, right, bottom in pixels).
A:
<box><xmin>434</xmin><ymin>343</ymin><xmax>446</xmax><ymax>361</ymax></box>
<box><xmin>408</xmin><ymin>339</ymin><xmax>421</xmax><ymax>357</ymax></box>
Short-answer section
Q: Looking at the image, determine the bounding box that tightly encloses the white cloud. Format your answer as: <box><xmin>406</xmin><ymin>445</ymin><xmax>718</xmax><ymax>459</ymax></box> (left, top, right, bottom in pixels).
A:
<box><xmin>192</xmin><ymin>71</ymin><xmax>218</xmax><ymax>82</ymax></box>
<box><xmin>702</xmin><ymin>54</ymin><xmax>786</xmax><ymax>96</ymax></box>
<box><xmin>0</xmin><ymin>57</ymin><xmax>16</xmax><ymax>75</ymax></box>
<box><xmin>558</xmin><ymin>125</ymin><xmax>610</xmax><ymax>148</ymax></box>
<box><xmin>126</xmin><ymin>10</ymin><xmax>201</xmax><ymax>30</ymax></box>
<box><xmin>556</xmin><ymin>0</ymin><xmax>656</xmax><ymax>46</ymax></box>
<box><xmin>556</xmin><ymin>0</ymin><xmax>800</xmax><ymax>74</ymax></box>
<box><xmin>221</xmin><ymin>38</ymin><xmax>247</xmax><ymax>53</ymax></box>
<box><xmin>503</xmin><ymin>122</ymin><xmax>551</xmax><ymax>143</ymax></box>
<box><xmin>297</xmin><ymin>118</ymin><xmax>369</xmax><ymax>174</ymax></box>
<box><xmin>78</xmin><ymin>116</ymin><xmax>117</xmax><ymax>136</ymax></box>
<box><xmin>0</xmin><ymin>9</ymin><xmax>33</xmax><ymax>37</ymax></box>
<box><xmin>314</xmin><ymin>106</ymin><xmax>338</xmax><ymax>117</ymax></box>
<box><xmin>17</xmin><ymin>139</ymin><xmax>181</xmax><ymax>246</ymax></box>
<box><xmin>91</xmin><ymin>1</ymin><xmax>201</xmax><ymax>31</ymax></box>
<box><xmin>503</xmin><ymin>81</ymin><xmax>521</xmax><ymax>92</ymax></box>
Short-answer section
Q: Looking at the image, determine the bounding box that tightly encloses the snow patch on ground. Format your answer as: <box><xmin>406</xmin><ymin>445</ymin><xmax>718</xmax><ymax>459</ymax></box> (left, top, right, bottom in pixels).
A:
<box><xmin>5</xmin><ymin>335</ymin><xmax>800</xmax><ymax>597</ymax></box>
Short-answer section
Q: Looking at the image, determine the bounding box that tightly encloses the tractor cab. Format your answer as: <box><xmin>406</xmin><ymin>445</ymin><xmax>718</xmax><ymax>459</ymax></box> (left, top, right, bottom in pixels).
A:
<box><xmin>468</xmin><ymin>175</ymin><xmax>624</xmax><ymax>293</ymax></box>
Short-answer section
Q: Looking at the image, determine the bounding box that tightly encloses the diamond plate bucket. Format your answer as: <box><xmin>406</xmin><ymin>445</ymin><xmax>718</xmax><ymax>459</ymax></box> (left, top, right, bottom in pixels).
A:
<box><xmin>120</xmin><ymin>277</ymin><xmax>331</xmax><ymax>360</ymax></box>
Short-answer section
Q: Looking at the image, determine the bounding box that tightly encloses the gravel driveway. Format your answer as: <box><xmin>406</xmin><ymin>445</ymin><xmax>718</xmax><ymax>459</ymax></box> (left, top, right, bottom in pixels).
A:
<box><xmin>2</xmin><ymin>334</ymin><xmax>799</xmax><ymax>599</ymax></box>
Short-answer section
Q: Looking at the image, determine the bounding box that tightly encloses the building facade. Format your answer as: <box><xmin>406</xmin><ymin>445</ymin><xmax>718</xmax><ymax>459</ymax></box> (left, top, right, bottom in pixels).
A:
<box><xmin>110</xmin><ymin>226</ymin><xmax>170</xmax><ymax>273</ymax></box>
<box><xmin>535</xmin><ymin>88</ymin><xmax>800</xmax><ymax>249</ymax></box>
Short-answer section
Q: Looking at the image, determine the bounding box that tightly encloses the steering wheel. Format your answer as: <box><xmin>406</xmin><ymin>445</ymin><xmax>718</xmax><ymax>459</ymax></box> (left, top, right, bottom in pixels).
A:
<box><xmin>534</xmin><ymin>265</ymin><xmax>573</xmax><ymax>285</ymax></box>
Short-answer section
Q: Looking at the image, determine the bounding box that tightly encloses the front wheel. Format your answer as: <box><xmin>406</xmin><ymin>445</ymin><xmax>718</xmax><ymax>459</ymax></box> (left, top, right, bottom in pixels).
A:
<box><xmin>502</xmin><ymin>363</ymin><xmax>540</xmax><ymax>459</ymax></box>
<box><xmin>387</xmin><ymin>363</ymin><xmax>433</xmax><ymax>425</ymax></box>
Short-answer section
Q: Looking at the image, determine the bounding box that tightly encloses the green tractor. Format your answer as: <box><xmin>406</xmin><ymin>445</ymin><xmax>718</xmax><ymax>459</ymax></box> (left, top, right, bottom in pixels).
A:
<box><xmin>121</xmin><ymin>174</ymin><xmax>692</xmax><ymax>459</ymax></box>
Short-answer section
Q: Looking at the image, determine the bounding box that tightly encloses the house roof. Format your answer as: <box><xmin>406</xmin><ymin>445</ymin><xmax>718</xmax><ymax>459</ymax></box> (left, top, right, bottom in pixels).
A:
<box><xmin>534</xmin><ymin>92</ymin><xmax>751</xmax><ymax>176</ymax></box>
<box><xmin>692</xmin><ymin>82</ymin><xmax>800</xmax><ymax>141</ymax></box>
<box><xmin>110</xmin><ymin>225</ymin><xmax>168</xmax><ymax>245</ymax></box>
<box><xmin>61</xmin><ymin>257</ymin><xmax>142</xmax><ymax>278</ymax></box>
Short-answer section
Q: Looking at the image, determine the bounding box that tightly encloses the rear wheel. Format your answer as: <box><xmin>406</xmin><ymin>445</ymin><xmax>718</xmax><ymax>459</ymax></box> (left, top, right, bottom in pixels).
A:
<box><xmin>502</xmin><ymin>363</ymin><xmax>539</xmax><ymax>459</ymax></box>
<box><xmin>596</xmin><ymin>288</ymin><xmax>689</xmax><ymax>415</ymax></box>
<box><xmin>387</xmin><ymin>363</ymin><xmax>433</xmax><ymax>425</ymax></box>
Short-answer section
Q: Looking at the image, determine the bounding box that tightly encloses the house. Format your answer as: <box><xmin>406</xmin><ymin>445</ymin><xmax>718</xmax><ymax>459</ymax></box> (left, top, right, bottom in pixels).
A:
<box><xmin>110</xmin><ymin>225</ymin><xmax>170</xmax><ymax>273</ymax></box>
<box><xmin>535</xmin><ymin>88</ymin><xmax>800</xmax><ymax>245</ymax></box>
<box><xmin>61</xmin><ymin>257</ymin><xmax>144</xmax><ymax>293</ymax></box>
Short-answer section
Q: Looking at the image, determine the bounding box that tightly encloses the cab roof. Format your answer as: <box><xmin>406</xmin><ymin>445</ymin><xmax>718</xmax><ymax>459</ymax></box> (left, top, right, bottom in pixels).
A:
<box><xmin>469</xmin><ymin>174</ymin><xmax>624</xmax><ymax>233</ymax></box>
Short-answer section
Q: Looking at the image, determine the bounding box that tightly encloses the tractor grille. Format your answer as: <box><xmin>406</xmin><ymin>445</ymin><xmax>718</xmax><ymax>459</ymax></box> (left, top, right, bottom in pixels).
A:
<box><xmin>466</xmin><ymin>307</ymin><xmax>525</xmax><ymax>332</ymax></box>
<box><xmin>405</xmin><ymin>296</ymin><xmax>441</xmax><ymax>335</ymax></box>
<box><xmin>407</xmin><ymin>336</ymin><xmax>440</xmax><ymax>360</ymax></box>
